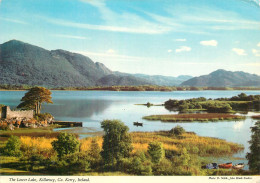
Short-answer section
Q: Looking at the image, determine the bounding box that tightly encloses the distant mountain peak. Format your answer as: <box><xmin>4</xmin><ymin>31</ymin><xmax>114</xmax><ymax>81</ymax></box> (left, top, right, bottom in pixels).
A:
<box><xmin>181</xmin><ymin>69</ymin><xmax>260</xmax><ymax>87</ymax></box>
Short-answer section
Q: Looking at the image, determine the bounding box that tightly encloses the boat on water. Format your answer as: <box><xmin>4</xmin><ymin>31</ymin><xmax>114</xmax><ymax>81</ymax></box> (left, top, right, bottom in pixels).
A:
<box><xmin>232</xmin><ymin>163</ymin><xmax>245</xmax><ymax>169</ymax></box>
<box><xmin>133</xmin><ymin>122</ymin><xmax>143</xmax><ymax>127</ymax></box>
<box><xmin>219</xmin><ymin>162</ymin><xmax>232</xmax><ymax>169</ymax></box>
<box><xmin>205</xmin><ymin>163</ymin><xmax>218</xmax><ymax>169</ymax></box>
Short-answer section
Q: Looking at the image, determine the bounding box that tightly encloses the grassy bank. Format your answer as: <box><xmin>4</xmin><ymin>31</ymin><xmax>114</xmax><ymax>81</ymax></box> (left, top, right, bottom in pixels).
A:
<box><xmin>143</xmin><ymin>113</ymin><xmax>245</xmax><ymax>122</ymax></box>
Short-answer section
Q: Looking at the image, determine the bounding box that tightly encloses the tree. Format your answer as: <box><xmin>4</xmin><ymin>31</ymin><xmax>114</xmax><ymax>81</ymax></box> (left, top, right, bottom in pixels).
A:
<box><xmin>101</xmin><ymin>120</ymin><xmax>133</xmax><ymax>167</ymax></box>
<box><xmin>52</xmin><ymin>133</ymin><xmax>80</xmax><ymax>158</ymax></box>
<box><xmin>246</xmin><ymin>121</ymin><xmax>260</xmax><ymax>173</ymax></box>
<box><xmin>4</xmin><ymin>135</ymin><xmax>22</xmax><ymax>157</ymax></box>
<box><xmin>170</xmin><ymin>125</ymin><xmax>185</xmax><ymax>137</ymax></box>
<box><xmin>147</xmin><ymin>141</ymin><xmax>164</xmax><ymax>164</ymax></box>
<box><xmin>17</xmin><ymin>87</ymin><xmax>53</xmax><ymax>115</ymax></box>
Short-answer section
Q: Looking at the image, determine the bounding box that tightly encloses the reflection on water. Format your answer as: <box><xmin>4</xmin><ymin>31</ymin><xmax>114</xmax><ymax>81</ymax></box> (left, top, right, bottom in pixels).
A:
<box><xmin>45</xmin><ymin>99</ymin><xmax>113</xmax><ymax>118</ymax></box>
<box><xmin>233</xmin><ymin>121</ymin><xmax>244</xmax><ymax>131</ymax></box>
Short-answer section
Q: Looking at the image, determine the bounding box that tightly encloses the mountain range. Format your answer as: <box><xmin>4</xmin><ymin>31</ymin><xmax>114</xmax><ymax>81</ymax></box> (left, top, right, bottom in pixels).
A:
<box><xmin>0</xmin><ymin>40</ymin><xmax>259</xmax><ymax>87</ymax></box>
<box><xmin>181</xmin><ymin>69</ymin><xmax>260</xmax><ymax>87</ymax></box>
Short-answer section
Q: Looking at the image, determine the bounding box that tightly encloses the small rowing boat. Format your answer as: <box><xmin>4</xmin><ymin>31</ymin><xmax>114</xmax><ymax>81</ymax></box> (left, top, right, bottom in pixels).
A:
<box><xmin>219</xmin><ymin>162</ymin><xmax>232</xmax><ymax>169</ymax></box>
<box><xmin>133</xmin><ymin>122</ymin><xmax>143</xmax><ymax>127</ymax></box>
<box><xmin>232</xmin><ymin>163</ymin><xmax>244</xmax><ymax>169</ymax></box>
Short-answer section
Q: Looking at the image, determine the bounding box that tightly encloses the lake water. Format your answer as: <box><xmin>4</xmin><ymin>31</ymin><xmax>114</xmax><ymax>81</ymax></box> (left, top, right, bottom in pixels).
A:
<box><xmin>1</xmin><ymin>90</ymin><xmax>260</xmax><ymax>169</ymax></box>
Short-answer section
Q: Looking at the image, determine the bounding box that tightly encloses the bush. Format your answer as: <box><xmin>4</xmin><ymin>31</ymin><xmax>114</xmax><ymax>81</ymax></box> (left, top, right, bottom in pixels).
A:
<box><xmin>118</xmin><ymin>155</ymin><xmax>152</xmax><ymax>175</ymax></box>
<box><xmin>47</xmin><ymin>153</ymin><xmax>91</xmax><ymax>174</ymax></box>
<box><xmin>4</xmin><ymin>135</ymin><xmax>22</xmax><ymax>157</ymax></box>
<box><xmin>170</xmin><ymin>125</ymin><xmax>185</xmax><ymax>136</ymax></box>
<box><xmin>147</xmin><ymin>141</ymin><xmax>164</xmax><ymax>164</ymax></box>
<box><xmin>52</xmin><ymin>133</ymin><xmax>79</xmax><ymax>158</ymax></box>
<box><xmin>152</xmin><ymin>158</ymin><xmax>174</xmax><ymax>175</ymax></box>
<box><xmin>87</xmin><ymin>139</ymin><xmax>102</xmax><ymax>169</ymax></box>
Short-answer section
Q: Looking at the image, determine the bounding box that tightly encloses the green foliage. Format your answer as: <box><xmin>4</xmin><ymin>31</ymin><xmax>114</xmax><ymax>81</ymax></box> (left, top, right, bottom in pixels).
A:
<box><xmin>178</xmin><ymin>147</ymin><xmax>191</xmax><ymax>166</ymax></box>
<box><xmin>146</xmin><ymin>102</ymin><xmax>152</xmax><ymax>107</ymax></box>
<box><xmin>101</xmin><ymin>120</ymin><xmax>133</xmax><ymax>168</ymax></box>
<box><xmin>4</xmin><ymin>136</ymin><xmax>22</xmax><ymax>157</ymax></box>
<box><xmin>147</xmin><ymin>141</ymin><xmax>164</xmax><ymax>164</ymax></box>
<box><xmin>17</xmin><ymin>87</ymin><xmax>53</xmax><ymax>114</ymax></box>
<box><xmin>204</xmin><ymin>103</ymin><xmax>232</xmax><ymax>113</ymax></box>
<box><xmin>87</xmin><ymin>139</ymin><xmax>102</xmax><ymax>169</ymax></box>
<box><xmin>52</xmin><ymin>133</ymin><xmax>80</xmax><ymax>158</ymax></box>
<box><xmin>117</xmin><ymin>153</ymin><xmax>152</xmax><ymax>175</ymax></box>
<box><xmin>152</xmin><ymin>158</ymin><xmax>174</xmax><ymax>175</ymax></box>
<box><xmin>246</xmin><ymin>121</ymin><xmax>260</xmax><ymax>173</ymax></box>
<box><xmin>34</xmin><ymin>113</ymin><xmax>53</xmax><ymax>121</ymax></box>
<box><xmin>170</xmin><ymin>125</ymin><xmax>185</xmax><ymax>136</ymax></box>
<box><xmin>130</xmin><ymin>157</ymin><xmax>152</xmax><ymax>175</ymax></box>
<box><xmin>46</xmin><ymin>153</ymin><xmax>90</xmax><ymax>174</ymax></box>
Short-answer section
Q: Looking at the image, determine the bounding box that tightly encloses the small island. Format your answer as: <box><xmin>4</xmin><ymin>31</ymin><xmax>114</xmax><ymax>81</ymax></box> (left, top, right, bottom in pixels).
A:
<box><xmin>143</xmin><ymin>113</ymin><xmax>245</xmax><ymax>122</ymax></box>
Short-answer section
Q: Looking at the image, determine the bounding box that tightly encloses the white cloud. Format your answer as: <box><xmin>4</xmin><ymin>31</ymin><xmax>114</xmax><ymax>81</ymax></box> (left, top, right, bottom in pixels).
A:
<box><xmin>167</xmin><ymin>49</ymin><xmax>172</xmax><ymax>53</ymax></box>
<box><xmin>75</xmin><ymin>50</ymin><xmax>152</xmax><ymax>63</ymax></box>
<box><xmin>232</xmin><ymin>48</ymin><xmax>247</xmax><ymax>56</ymax></box>
<box><xmin>52</xmin><ymin>34</ymin><xmax>88</xmax><ymax>40</ymax></box>
<box><xmin>41</xmin><ymin>16</ymin><xmax>170</xmax><ymax>34</ymax></box>
<box><xmin>76</xmin><ymin>0</ymin><xmax>171</xmax><ymax>34</ymax></box>
<box><xmin>257</xmin><ymin>42</ymin><xmax>260</xmax><ymax>47</ymax></box>
<box><xmin>41</xmin><ymin>15</ymin><xmax>170</xmax><ymax>35</ymax></box>
<box><xmin>252</xmin><ymin>49</ymin><xmax>260</xmax><ymax>56</ymax></box>
<box><xmin>175</xmin><ymin>46</ymin><xmax>191</xmax><ymax>53</ymax></box>
<box><xmin>175</xmin><ymin>39</ymin><xmax>186</xmax><ymax>42</ymax></box>
<box><xmin>200</xmin><ymin>40</ymin><xmax>218</xmax><ymax>46</ymax></box>
<box><xmin>0</xmin><ymin>17</ymin><xmax>28</xmax><ymax>25</ymax></box>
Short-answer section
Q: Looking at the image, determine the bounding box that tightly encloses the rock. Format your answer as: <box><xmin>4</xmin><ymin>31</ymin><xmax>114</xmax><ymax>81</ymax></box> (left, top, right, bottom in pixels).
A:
<box><xmin>8</xmin><ymin>124</ymin><xmax>15</xmax><ymax>130</ymax></box>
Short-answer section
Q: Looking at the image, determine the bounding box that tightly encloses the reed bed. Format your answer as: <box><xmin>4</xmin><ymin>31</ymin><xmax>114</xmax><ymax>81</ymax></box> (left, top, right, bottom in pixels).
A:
<box><xmin>80</xmin><ymin>137</ymin><xmax>103</xmax><ymax>152</ymax></box>
<box><xmin>143</xmin><ymin>113</ymin><xmax>245</xmax><ymax>122</ymax></box>
<box><xmin>18</xmin><ymin>130</ymin><xmax>243</xmax><ymax>157</ymax></box>
<box><xmin>20</xmin><ymin>136</ymin><xmax>55</xmax><ymax>154</ymax></box>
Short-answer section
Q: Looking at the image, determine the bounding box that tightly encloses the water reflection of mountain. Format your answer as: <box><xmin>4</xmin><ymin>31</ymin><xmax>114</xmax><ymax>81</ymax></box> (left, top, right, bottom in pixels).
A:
<box><xmin>42</xmin><ymin>99</ymin><xmax>113</xmax><ymax>118</ymax></box>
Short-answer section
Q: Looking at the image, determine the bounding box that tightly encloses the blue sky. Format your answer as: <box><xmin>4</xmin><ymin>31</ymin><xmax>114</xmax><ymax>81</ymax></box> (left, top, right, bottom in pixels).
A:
<box><xmin>0</xmin><ymin>0</ymin><xmax>259</xmax><ymax>76</ymax></box>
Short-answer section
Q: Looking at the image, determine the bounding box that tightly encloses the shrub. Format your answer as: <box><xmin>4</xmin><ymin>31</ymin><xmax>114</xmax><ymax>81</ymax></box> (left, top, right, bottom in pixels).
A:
<box><xmin>4</xmin><ymin>135</ymin><xmax>22</xmax><ymax>157</ymax></box>
<box><xmin>52</xmin><ymin>133</ymin><xmax>80</xmax><ymax>158</ymax></box>
<box><xmin>147</xmin><ymin>141</ymin><xmax>164</xmax><ymax>164</ymax></box>
<box><xmin>87</xmin><ymin>139</ymin><xmax>102</xmax><ymax>168</ymax></box>
<box><xmin>152</xmin><ymin>158</ymin><xmax>174</xmax><ymax>175</ymax></box>
<box><xmin>47</xmin><ymin>153</ymin><xmax>91</xmax><ymax>174</ymax></box>
<box><xmin>170</xmin><ymin>125</ymin><xmax>185</xmax><ymax>136</ymax></box>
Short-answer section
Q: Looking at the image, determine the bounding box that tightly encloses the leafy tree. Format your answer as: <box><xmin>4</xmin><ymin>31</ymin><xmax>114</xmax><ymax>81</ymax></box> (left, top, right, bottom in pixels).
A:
<box><xmin>101</xmin><ymin>120</ymin><xmax>133</xmax><ymax>167</ymax></box>
<box><xmin>4</xmin><ymin>135</ymin><xmax>22</xmax><ymax>157</ymax></box>
<box><xmin>170</xmin><ymin>125</ymin><xmax>185</xmax><ymax>137</ymax></box>
<box><xmin>52</xmin><ymin>133</ymin><xmax>80</xmax><ymax>158</ymax></box>
<box><xmin>17</xmin><ymin>87</ymin><xmax>53</xmax><ymax>115</ymax></box>
<box><xmin>147</xmin><ymin>141</ymin><xmax>164</xmax><ymax>164</ymax></box>
<box><xmin>246</xmin><ymin>121</ymin><xmax>260</xmax><ymax>173</ymax></box>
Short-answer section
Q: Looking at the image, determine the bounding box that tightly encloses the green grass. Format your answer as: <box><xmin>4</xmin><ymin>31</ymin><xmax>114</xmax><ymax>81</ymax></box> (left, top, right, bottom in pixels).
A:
<box><xmin>0</xmin><ymin>125</ymin><xmax>62</xmax><ymax>138</ymax></box>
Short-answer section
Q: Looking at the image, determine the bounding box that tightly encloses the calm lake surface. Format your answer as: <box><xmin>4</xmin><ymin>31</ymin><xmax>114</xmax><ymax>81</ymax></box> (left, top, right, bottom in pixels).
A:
<box><xmin>1</xmin><ymin>90</ymin><xmax>260</xmax><ymax>169</ymax></box>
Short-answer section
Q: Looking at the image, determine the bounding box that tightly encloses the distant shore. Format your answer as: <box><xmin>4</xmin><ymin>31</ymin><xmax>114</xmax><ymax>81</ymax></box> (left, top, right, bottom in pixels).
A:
<box><xmin>1</xmin><ymin>85</ymin><xmax>260</xmax><ymax>92</ymax></box>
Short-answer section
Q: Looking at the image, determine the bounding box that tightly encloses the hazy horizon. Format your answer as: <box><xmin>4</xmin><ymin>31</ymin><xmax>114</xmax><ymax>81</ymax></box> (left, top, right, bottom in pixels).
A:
<box><xmin>0</xmin><ymin>0</ymin><xmax>259</xmax><ymax>77</ymax></box>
